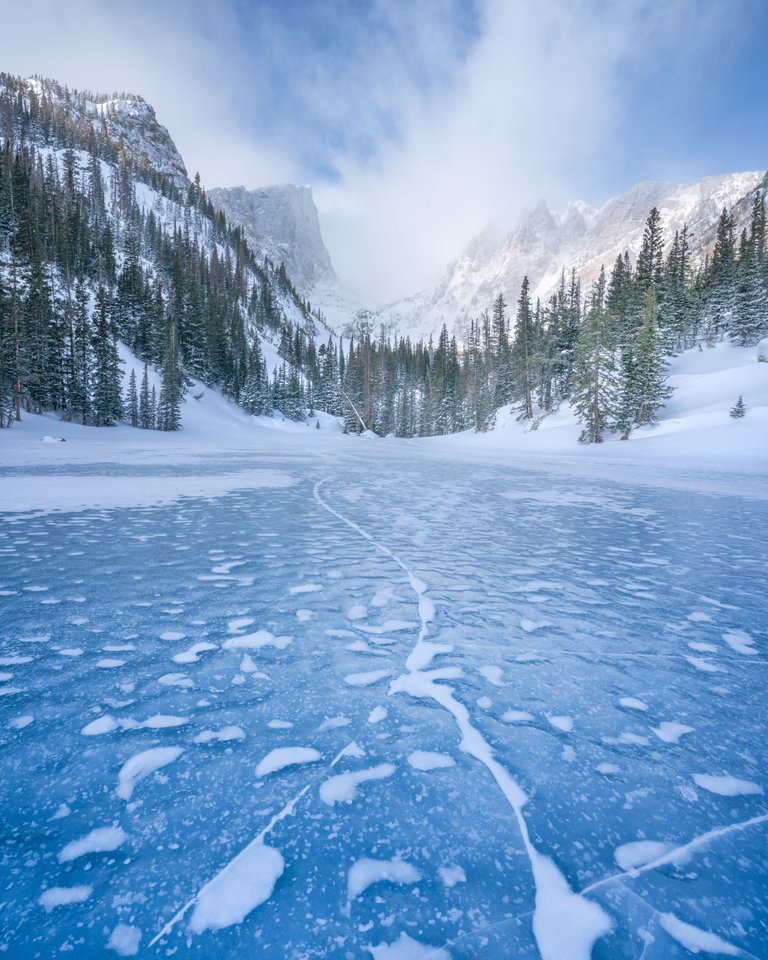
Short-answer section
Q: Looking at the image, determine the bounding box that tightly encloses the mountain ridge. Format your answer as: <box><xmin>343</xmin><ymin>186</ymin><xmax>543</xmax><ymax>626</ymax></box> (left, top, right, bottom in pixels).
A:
<box><xmin>380</xmin><ymin>169</ymin><xmax>767</xmax><ymax>339</ymax></box>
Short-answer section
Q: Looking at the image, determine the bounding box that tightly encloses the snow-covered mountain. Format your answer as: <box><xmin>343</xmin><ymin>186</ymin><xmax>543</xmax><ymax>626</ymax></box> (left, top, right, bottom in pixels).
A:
<box><xmin>0</xmin><ymin>72</ymin><xmax>334</xmax><ymax>427</ymax></box>
<box><xmin>382</xmin><ymin>171</ymin><xmax>767</xmax><ymax>340</ymax></box>
<box><xmin>23</xmin><ymin>76</ymin><xmax>189</xmax><ymax>190</ymax></box>
<box><xmin>208</xmin><ymin>184</ymin><xmax>365</xmax><ymax>331</ymax></box>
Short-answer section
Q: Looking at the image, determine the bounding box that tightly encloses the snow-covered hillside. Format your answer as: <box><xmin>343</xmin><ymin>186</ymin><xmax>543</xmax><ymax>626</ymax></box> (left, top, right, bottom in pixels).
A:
<box><xmin>431</xmin><ymin>338</ymin><xmax>767</xmax><ymax>471</ymax></box>
<box><xmin>3</xmin><ymin>337</ymin><xmax>765</xmax><ymax>477</ymax></box>
<box><xmin>383</xmin><ymin>171</ymin><xmax>767</xmax><ymax>341</ymax></box>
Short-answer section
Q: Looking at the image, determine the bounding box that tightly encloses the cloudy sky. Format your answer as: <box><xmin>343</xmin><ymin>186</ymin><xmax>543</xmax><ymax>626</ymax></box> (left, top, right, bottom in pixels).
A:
<box><xmin>2</xmin><ymin>0</ymin><xmax>767</xmax><ymax>302</ymax></box>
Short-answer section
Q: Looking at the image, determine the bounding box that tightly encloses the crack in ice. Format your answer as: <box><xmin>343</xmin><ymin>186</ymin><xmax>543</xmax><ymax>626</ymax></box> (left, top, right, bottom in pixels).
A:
<box><xmin>581</xmin><ymin>812</ymin><xmax>768</xmax><ymax>896</ymax></box>
<box><xmin>148</xmin><ymin>740</ymin><xmax>355</xmax><ymax>946</ymax></box>
<box><xmin>313</xmin><ymin>477</ymin><xmax>612</xmax><ymax>960</ymax></box>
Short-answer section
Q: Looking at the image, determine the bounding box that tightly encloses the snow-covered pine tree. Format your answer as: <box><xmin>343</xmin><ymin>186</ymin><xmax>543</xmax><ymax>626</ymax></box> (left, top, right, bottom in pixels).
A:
<box><xmin>511</xmin><ymin>276</ymin><xmax>536</xmax><ymax>420</ymax></box>
<box><xmin>571</xmin><ymin>267</ymin><xmax>620</xmax><ymax>443</ymax></box>
<box><xmin>703</xmin><ymin>208</ymin><xmax>737</xmax><ymax>343</ymax></box>
<box><xmin>730</xmin><ymin>193</ymin><xmax>768</xmax><ymax>345</ymax></box>
<box><xmin>0</xmin><ymin>270</ymin><xmax>13</xmax><ymax>428</ymax></box>
<box><xmin>138</xmin><ymin>364</ymin><xmax>152</xmax><ymax>429</ymax></box>
<box><xmin>149</xmin><ymin>385</ymin><xmax>158</xmax><ymax>430</ymax></box>
<box><xmin>90</xmin><ymin>285</ymin><xmax>123</xmax><ymax>426</ymax></box>
<box><xmin>661</xmin><ymin>225</ymin><xmax>694</xmax><ymax>351</ymax></box>
<box><xmin>126</xmin><ymin>368</ymin><xmax>139</xmax><ymax>427</ymax></box>
<box><xmin>158</xmin><ymin>313</ymin><xmax>184</xmax><ymax>431</ymax></box>
<box><xmin>730</xmin><ymin>395</ymin><xmax>747</xmax><ymax>418</ymax></box>
<box><xmin>635</xmin><ymin>207</ymin><xmax>664</xmax><ymax>296</ymax></box>
<box><xmin>620</xmin><ymin>288</ymin><xmax>672</xmax><ymax>436</ymax></box>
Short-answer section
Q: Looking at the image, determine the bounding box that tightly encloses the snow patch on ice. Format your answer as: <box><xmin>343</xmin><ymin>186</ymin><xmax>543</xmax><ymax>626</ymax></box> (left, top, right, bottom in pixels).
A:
<box><xmin>367</xmin><ymin>932</ymin><xmax>450</xmax><ymax>959</ymax></box>
<box><xmin>188</xmin><ymin>841</ymin><xmax>284</xmax><ymax>933</ymax></box>
<box><xmin>692</xmin><ymin>774</ymin><xmax>762</xmax><ymax>797</ymax></box>
<box><xmin>343</xmin><ymin>669</ymin><xmax>393</xmax><ymax>687</ymax></box>
<box><xmin>107</xmin><ymin>923</ymin><xmax>142</xmax><ymax>956</ymax></box>
<box><xmin>39</xmin><ymin>885</ymin><xmax>93</xmax><ymax>910</ymax></box>
<box><xmin>614</xmin><ymin>840</ymin><xmax>674</xmax><ymax>871</ymax></box>
<box><xmin>407</xmin><ymin>751</ymin><xmax>455</xmax><ymax>771</ymax></box>
<box><xmin>502</xmin><ymin>709</ymin><xmax>534</xmax><ymax>723</ymax></box>
<box><xmin>546</xmin><ymin>715</ymin><xmax>574</xmax><ymax>733</ymax></box>
<box><xmin>722</xmin><ymin>629</ymin><xmax>757</xmax><ymax>656</ymax></box>
<box><xmin>319</xmin><ymin>763</ymin><xmax>396</xmax><ymax>805</ymax></box>
<box><xmin>653</xmin><ymin>722</ymin><xmax>694</xmax><ymax>743</ymax></box>
<box><xmin>255</xmin><ymin>747</ymin><xmax>321</xmax><ymax>777</ymax></box>
<box><xmin>346</xmin><ymin>857</ymin><xmax>421</xmax><ymax>909</ymax></box>
<box><xmin>619</xmin><ymin>697</ymin><xmax>648</xmax><ymax>711</ymax></box>
<box><xmin>59</xmin><ymin>826</ymin><xmax>127</xmax><ymax>862</ymax></box>
<box><xmin>659</xmin><ymin>912</ymin><xmax>739</xmax><ymax>956</ymax></box>
<box><xmin>439</xmin><ymin>864</ymin><xmax>466</xmax><ymax>887</ymax></box>
<box><xmin>116</xmin><ymin>747</ymin><xmax>183</xmax><ymax>800</ymax></box>
<box><xmin>194</xmin><ymin>726</ymin><xmax>245</xmax><ymax>744</ymax></box>
<box><xmin>478</xmin><ymin>665</ymin><xmax>504</xmax><ymax>686</ymax></box>
<box><xmin>222</xmin><ymin>630</ymin><xmax>292</xmax><ymax>650</ymax></box>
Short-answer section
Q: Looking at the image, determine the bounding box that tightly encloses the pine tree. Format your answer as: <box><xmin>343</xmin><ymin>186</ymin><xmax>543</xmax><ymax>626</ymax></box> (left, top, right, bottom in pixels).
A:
<box><xmin>571</xmin><ymin>267</ymin><xmax>620</xmax><ymax>443</ymax></box>
<box><xmin>730</xmin><ymin>193</ymin><xmax>768</xmax><ymax>344</ymax></box>
<box><xmin>620</xmin><ymin>288</ymin><xmax>672</xmax><ymax>436</ymax></box>
<box><xmin>730</xmin><ymin>395</ymin><xmax>747</xmax><ymax>418</ymax></box>
<box><xmin>703</xmin><ymin>208</ymin><xmax>736</xmax><ymax>343</ymax></box>
<box><xmin>0</xmin><ymin>271</ymin><xmax>14</xmax><ymax>427</ymax></box>
<box><xmin>90</xmin><ymin>285</ymin><xmax>123</xmax><ymax>425</ymax></box>
<box><xmin>636</xmin><ymin>207</ymin><xmax>664</xmax><ymax>296</ymax></box>
<box><xmin>661</xmin><ymin>226</ymin><xmax>694</xmax><ymax>351</ymax></box>
<box><xmin>138</xmin><ymin>364</ymin><xmax>153</xmax><ymax>429</ymax></box>
<box><xmin>126</xmin><ymin>368</ymin><xmax>139</xmax><ymax>427</ymax></box>
<box><xmin>511</xmin><ymin>277</ymin><xmax>536</xmax><ymax>419</ymax></box>
<box><xmin>158</xmin><ymin>312</ymin><xmax>184</xmax><ymax>431</ymax></box>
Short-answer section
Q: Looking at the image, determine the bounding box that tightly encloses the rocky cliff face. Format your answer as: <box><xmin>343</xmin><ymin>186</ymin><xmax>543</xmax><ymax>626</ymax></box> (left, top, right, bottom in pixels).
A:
<box><xmin>208</xmin><ymin>184</ymin><xmax>335</xmax><ymax>292</ymax></box>
<box><xmin>17</xmin><ymin>76</ymin><xmax>188</xmax><ymax>189</ymax></box>
<box><xmin>208</xmin><ymin>183</ymin><xmax>365</xmax><ymax>330</ymax></box>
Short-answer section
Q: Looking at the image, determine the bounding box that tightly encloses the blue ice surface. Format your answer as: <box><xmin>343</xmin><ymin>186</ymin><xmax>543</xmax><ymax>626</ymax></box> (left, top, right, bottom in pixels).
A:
<box><xmin>0</xmin><ymin>449</ymin><xmax>766</xmax><ymax>959</ymax></box>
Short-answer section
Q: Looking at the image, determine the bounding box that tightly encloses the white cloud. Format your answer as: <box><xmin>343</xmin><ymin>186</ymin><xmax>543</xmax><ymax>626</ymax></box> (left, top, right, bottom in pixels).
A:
<box><xmin>0</xmin><ymin>0</ymin><xmax>299</xmax><ymax>187</ymax></box>
<box><xmin>0</xmin><ymin>0</ymin><xmax>755</xmax><ymax>303</ymax></box>
<box><xmin>315</xmin><ymin>0</ymin><xmax>736</xmax><ymax>302</ymax></box>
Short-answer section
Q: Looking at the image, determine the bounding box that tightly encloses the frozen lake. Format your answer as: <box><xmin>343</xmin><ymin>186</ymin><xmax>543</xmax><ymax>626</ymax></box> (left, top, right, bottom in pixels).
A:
<box><xmin>1</xmin><ymin>440</ymin><xmax>766</xmax><ymax>959</ymax></box>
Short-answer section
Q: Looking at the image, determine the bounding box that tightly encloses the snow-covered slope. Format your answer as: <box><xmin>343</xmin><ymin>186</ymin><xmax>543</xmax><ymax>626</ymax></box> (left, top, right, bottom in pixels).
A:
<box><xmin>4</xmin><ymin>339</ymin><xmax>765</xmax><ymax>474</ymax></box>
<box><xmin>208</xmin><ymin>184</ymin><xmax>365</xmax><ymax>332</ymax></box>
<box><xmin>426</xmin><ymin>337</ymin><xmax>767</xmax><ymax>466</ymax></box>
<box><xmin>384</xmin><ymin>171</ymin><xmax>767</xmax><ymax>341</ymax></box>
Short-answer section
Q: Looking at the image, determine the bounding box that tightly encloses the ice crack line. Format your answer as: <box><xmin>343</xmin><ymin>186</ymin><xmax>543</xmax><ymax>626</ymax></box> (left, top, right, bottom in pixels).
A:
<box><xmin>148</xmin><ymin>741</ymin><xmax>355</xmax><ymax>947</ymax></box>
<box><xmin>313</xmin><ymin>477</ymin><xmax>612</xmax><ymax>960</ymax></box>
<box><xmin>581</xmin><ymin>812</ymin><xmax>768</xmax><ymax>896</ymax></box>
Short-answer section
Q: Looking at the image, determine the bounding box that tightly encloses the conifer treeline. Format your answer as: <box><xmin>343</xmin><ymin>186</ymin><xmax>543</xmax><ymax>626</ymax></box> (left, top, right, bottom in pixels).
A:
<box><xmin>0</xmin><ymin>75</ymin><xmax>321</xmax><ymax>430</ymax></box>
<box><xmin>1</xmin><ymin>75</ymin><xmax>766</xmax><ymax>441</ymax></box>
<box><xmin>334</xmin><ymin>197</ymin><xmax>767</xmax><ymax>442</ymax></box>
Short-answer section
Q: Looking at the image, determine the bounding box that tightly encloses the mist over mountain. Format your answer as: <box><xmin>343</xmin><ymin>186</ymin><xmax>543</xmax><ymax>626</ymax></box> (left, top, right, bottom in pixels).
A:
<box><xmin>380</xmin><ymin>171</ymin><xmax>767</xmax><ymax>341</ymax></box>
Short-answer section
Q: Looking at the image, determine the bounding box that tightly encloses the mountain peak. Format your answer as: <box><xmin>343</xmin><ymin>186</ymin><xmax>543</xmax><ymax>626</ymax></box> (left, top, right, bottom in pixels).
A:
<box><xmin>0</xmin><ymin>73</ymin><xmax>188</xmax><ymax>189</ymax></box>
